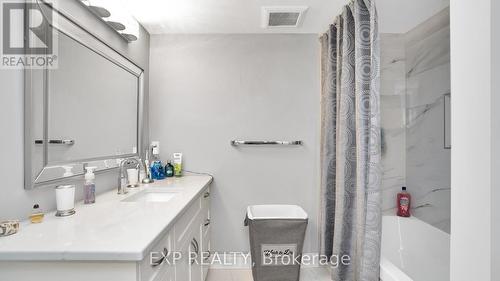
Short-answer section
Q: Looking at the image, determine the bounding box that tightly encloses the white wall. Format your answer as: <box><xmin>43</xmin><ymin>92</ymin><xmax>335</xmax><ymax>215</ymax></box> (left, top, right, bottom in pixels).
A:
<box><xmin>492</xmin><ymin>0</ymin><xmax>500</xmax><ymax>279</ymax></box>
<box><xmin>0</xmin><ymin>0</ymin><xmax>150</xmax><ymax>221</ymax></box>
<box><xmin>450</xmin><ymin>0</ymin><xmax>492</xmax><ymax>280</ymax></box>
<box><xmin>149</xmin><ymin>34</ymin><xmax>320</xmax><ymax>253</ymax></box>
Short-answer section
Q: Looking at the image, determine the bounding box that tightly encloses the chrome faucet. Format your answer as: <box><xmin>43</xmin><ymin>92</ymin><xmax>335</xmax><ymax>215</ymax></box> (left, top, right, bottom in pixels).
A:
<box><xmin>117</xmin><ymin>158</ymin><xmax>141</xmax><ymax>195</ymax></box>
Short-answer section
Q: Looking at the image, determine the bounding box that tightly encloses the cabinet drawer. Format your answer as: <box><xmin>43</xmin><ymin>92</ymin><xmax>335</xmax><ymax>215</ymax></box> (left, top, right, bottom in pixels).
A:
<box><xmin>153</xmin><ymin>264</ymin><xmax>174</xmax><ymax>281</ymax></box>
<box><xmin>201</xmin><ymin>222</ymin><xmax>210</xmax><ymax>280</ymax></box>
<box><xmin>175</xmin><ymin>197</ymin><xmax>202</xmax><ymax>244</ymax></box>
<box><xmin>201</xmin><ymin>187</ymin><xmax>210</xmax><ymax>239</ymax></box>
<box><xmin>175</xmin><ymin>186</ymin><xmax>210</xmax><ymax>245</ymax></box>
<box><xmin>174</xmin><ymin>223</ymin><xmax>198</xmax><ymax>281</ymax></box>
<box><xmin>139</xmin><ymin>231</ymin><xmax>173</xmax><ymax>281</ymax></box>
<box><xmin>201</xmin><ymin>187</ymin><xmax>210</xmax><ymax>213</ymax></box>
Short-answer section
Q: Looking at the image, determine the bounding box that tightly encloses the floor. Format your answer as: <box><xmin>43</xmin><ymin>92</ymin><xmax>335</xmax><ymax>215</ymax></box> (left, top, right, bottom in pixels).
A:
<box><xmin>206</xmin><ymin>267</ymin><xmax>331</xmax><ymax>281</ymax></box>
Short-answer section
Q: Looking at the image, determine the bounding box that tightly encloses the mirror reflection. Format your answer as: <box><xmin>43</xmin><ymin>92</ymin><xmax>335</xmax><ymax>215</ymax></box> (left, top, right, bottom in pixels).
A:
<box><xmin>27</xmin><ymin>29</ymin><xmax>142</xmax><ymax>188</ymax></box>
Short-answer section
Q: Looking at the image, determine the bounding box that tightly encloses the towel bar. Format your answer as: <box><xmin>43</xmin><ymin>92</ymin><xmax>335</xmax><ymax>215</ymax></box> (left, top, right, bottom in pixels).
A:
<box><xmin>35</xmin><ymin>139</ymin><xmax>75</xmax><ymax>145</ymax></box>
<box><xmin>230</xmin><ymin>140</ymin><xmax>302</xmax><ymax>146</ymax></box>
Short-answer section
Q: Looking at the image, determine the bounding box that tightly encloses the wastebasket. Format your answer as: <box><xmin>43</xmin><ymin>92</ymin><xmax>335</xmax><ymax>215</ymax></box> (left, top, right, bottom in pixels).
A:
<box><xmin>244</xmin><ymin>205</ymin><xmax>308</xmax><ymax>281</ymax></box>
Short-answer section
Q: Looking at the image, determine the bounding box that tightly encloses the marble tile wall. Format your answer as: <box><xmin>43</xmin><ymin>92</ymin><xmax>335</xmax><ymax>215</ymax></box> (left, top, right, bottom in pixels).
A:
<box><xmin>405</xmin><ymin>8</ymin><xmax>450</xmax><ymax>233</ymax></box>
<box><xmin>380</xmin><ymin>33</ymin><xmax>406</xmax><ymax>212</ymax></box>
<box><xmin>380</xmin><ymin>8</ymin><xmax>450</xmax><ymax>233</ymax></box>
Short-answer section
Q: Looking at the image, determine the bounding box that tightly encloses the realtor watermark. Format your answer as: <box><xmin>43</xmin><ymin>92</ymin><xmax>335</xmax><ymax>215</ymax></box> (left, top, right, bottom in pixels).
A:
<box><xmin>0</xmin><ymin>0</ymin><xmax>58</xmax><ymax>69</ymax></box>
<box><xmin>149</xmin><ymin>251</ymin><xmax>351</xmax><ymax>268</ymax></box>
<box><xmin>262</xmin><ymin>252</ymin><xmax>351</xmax><ymax>267</ymax></box>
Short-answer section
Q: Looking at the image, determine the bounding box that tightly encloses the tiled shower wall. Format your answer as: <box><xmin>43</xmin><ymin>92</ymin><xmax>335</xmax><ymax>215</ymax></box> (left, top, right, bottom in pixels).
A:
<box><xmin>381</xmin><ymin>8</ymin><xmax>451</xmax><ymax>233</ymax></box>
<box><xmin>380</xmin><ymin>33</ymin><xmax>406</xmax><ymax>213</ymax></box>
<box><xmin>405</xmin><ymin>8</ymin><xmax>450</xmax><ymax>232</ymax></box>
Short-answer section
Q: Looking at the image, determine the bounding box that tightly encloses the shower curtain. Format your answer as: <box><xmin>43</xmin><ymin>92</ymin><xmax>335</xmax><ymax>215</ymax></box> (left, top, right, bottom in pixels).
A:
<box><xmin>319</xmin><ymin>0</ymin><xmax>381</xmax><ymax>280</ymax></box>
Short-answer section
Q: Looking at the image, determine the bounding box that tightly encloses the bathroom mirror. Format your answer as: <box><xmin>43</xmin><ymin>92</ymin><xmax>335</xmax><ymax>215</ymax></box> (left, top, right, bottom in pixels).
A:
<box><xmin>24</xmin><ymin>2</ymin><xmax>144</xmax><ymax>189</ymax></box>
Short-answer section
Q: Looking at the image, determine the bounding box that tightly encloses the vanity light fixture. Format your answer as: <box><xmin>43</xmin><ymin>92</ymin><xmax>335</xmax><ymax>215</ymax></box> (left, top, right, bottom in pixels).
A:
<box><xmin>80</xmin><ymin>0</ymin><xmax>140</xmax><ymax>42</ymax></box>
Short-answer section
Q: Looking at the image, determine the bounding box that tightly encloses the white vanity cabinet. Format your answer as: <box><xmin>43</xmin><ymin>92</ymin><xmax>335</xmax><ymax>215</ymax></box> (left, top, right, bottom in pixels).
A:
<box><xmin>139</xmin><ymin>229</ymin><xmax>175</xmax><ymax>281</ymax></box>
<box><xmin>172</xmin><ymin>187</ymin><xmax>210</xmax><ymax>281</ymax></box>
<box><xmin>143</xmin><ymin>185</ymin><xmax>211</xmax><ymax>281</ymax></box>
<box><xmin>0</xmin><ymin>183</ymin><xmax>211</xmax><ymax>281</ymax></box>
<box><xmin>200</xmin><ymin>190</ymin><xmax>211</xmax><ymax>280</ymax></box>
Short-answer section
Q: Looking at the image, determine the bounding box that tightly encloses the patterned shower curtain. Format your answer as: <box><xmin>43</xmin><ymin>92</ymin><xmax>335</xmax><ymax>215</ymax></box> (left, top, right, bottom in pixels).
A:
<box><xmin>319</xmin><ymin>0</ymin><xmax>382</xmax><ymax>280</ymax></box>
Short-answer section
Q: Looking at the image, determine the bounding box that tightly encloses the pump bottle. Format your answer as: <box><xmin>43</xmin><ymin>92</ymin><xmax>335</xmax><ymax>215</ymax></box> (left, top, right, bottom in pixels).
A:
<box><xmin>84</xmin><ymin>166</ymin><xmax>97</xmax><ymax>204</ymax></box>
<box><xmin>397</xmin><ymin>186</ymin><xmax>411</xmax><ymax>217</ymax></box>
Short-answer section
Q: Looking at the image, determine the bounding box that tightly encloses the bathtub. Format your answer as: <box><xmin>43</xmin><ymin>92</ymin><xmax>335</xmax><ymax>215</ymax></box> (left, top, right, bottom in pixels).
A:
<box><xmin>380</xmin><ymin>215</ymin><xmax>450</xmax><ymax>281</ymax></box>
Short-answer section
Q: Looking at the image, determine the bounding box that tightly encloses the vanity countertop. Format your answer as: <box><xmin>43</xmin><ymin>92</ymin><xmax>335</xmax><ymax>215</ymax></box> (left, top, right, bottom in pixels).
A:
<box><xmin>0</xmin><ymin>175</ymin><xmax>212</xmax><ymax>261</ymax></box>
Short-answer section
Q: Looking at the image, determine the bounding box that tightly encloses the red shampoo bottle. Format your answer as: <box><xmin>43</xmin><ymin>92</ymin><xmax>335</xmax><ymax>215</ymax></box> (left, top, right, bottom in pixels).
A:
<box><xmin>397</xmin><ymin>187</ymin><xmax>411</xmax><ymax>217</ymax></box>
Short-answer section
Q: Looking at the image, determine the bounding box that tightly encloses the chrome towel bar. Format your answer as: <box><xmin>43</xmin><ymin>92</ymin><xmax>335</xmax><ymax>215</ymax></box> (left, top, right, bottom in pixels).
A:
<box><xmin>230</xmin><ymin>140</ymin><xmax>303</xmax><ymax>146</ymax></box>
<box><xmin>35</xmin><ymin>139</ymin><xmax>75</xmax><ymax>145</ymax></box>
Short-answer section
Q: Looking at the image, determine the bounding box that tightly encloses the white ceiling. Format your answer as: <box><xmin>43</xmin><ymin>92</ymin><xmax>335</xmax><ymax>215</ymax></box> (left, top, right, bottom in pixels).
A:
<box><xmin>124</xmin><ymin>0</ymin><xmax>344</xmax><ymax>34</ymax></box>
<box><xmin>123</xmin><ymin>0</ymin><xmax>449</xmax><ymax>35</ymax></box>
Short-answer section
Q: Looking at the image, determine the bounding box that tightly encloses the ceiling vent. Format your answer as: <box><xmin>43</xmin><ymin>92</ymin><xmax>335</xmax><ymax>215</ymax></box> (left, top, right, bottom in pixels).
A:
<box><xmin>262</xmin><ymin>6</ymin><xmax>308</xmax><ymax>28</ymax></box>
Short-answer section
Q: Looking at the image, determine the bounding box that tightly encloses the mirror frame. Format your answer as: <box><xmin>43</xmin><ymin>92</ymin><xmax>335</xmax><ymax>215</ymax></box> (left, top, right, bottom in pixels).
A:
<box><xmin>24</xmin><ymin>1</ymin><xmax>144</xmax><ymax>189</ymax></box>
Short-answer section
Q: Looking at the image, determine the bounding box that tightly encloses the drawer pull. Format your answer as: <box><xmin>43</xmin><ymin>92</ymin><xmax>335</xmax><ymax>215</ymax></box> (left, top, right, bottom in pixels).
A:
<box><xmin>193</xmin><ymin>238</ymin><xmax>199</xmax><ymax>253</ymax></box>
<box><xmin>204</xmin><ymin>219</ymin><xmax>210</xmax><ymax>226</ymax></box>
<box><xmin>151</xmin><ymin>247</ymin><xmax>169</xmax><ymax>267</ymax></box>
<box><xmin>203</xmin><ymin>251</ymin><xmax>211</xmax><ymax>261</ymax></box>
<box><xmin>203</xmin><ymin>192</ymin><xmax>210</xmax><ymax>198</ymax></box>
<box><xmin>190</xmin><ymin>238</ymin><xmax>199</xmax><ymax>265</ymax></box>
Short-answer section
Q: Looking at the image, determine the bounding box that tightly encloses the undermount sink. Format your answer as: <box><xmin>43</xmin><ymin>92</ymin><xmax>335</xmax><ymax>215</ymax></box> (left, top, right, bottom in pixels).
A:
<box><xmin>121</xmin><ymin>189</ymin><xmax>179</xmax><ymax>203</ymax></box>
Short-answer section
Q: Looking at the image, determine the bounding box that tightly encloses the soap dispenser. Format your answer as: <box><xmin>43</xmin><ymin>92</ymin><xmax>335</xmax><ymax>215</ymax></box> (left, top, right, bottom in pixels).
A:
<box><xmin>150</xmin><ymin>142</ymin><xmax>165</xmax><ymax>180</ymax></box>
<box><xmin>165</xmin><ymin>161</ymin><xmax>174</xmax><ymax>178</ymax></box>
<box><xmin>84</xmin><ymin>166</ymin><xmax>97</xmax><ymax>204</ymax></box>
<box><xmin>397</xmin><ymin>186</ymin><xmax>411</xmax><ymax>217</ymax></box>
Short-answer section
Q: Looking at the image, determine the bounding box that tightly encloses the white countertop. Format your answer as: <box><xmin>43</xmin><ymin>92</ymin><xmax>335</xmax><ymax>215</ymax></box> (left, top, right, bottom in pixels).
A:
<box><xmin>0</xmin><ymin>175</ymin><xmax>212</xmax><ymax>261</ymax></box>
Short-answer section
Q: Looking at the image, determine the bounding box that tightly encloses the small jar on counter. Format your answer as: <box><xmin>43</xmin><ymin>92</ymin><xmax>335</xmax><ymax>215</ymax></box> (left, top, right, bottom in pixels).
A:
<box><xmin>29</xmin><ymin>204</ymin><xmax>44</xmax><ymax>223</ymax></box>
<box><xmin>55</xmin><ymin>184</ymin><xmax>76</xmax><ymax>217</ymax></box>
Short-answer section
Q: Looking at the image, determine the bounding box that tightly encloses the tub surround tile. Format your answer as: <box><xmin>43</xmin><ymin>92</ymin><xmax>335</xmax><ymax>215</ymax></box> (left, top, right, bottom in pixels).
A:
<box><xmin>380</xmin><ymin>8</ymin><xmax>450</xmax><ymax>233</ymax></box>
<box><xmin>406</xmin><ymin>64</ymin><xmax>451</xmax><ymax>110</ymax></box>
<box><xmin>404</xmin><ymin>8</ymin><xmax>450</xmax><ymax>233</ymax></box>
<box><xmin>380</xmin><ymin>33</ymin><xmax>406</xmax><ymax>211</ymax></box>
<box><xmin>404</xmin><ymin>8</ymin><xmax>450</xmax><ymax>49</ymax></box>
<box><xmin>411</xmin><ymin>189</ymin><xmax>451</xmax><ymax>233</ymax></box>
<box><xmin>380</xmin><ymin>33</ymin><xmax>406</xmax><ymax>97</ymax></box>
<box><xmin>405</xmin><ymin>26</ymin><xmax>450</xmax><ymax>78</ymax></box>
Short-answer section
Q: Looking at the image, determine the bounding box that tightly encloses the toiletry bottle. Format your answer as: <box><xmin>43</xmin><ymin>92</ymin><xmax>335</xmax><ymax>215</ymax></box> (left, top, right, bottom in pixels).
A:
<box><xmin>84</xmin><ymin>166</ymin><xmax>97</xmax><ymax>204</ymax></box>
<box><xmin>173</xmin><ymin>153</ymin><xmax>183</xmax><ymax>177</ymax></box>
<box><xmin>150</xmin><ymin>143</ymin><xmax>165</xmax><ymax>180</ymax></box>
<box><xmin>143</xmin><ymin>149</ymin><xmax>154</xmax><ymax>183</ymax></box>
<box><xmin>165</xmin><ymin>161</ymin><xmax>174</xmax><ymax>178</ymax></box>
<box><xmin>397</xmin><ymin>187</ymin><xmax>411</xmax><ymax>217</ymax></box>
<box><xmin>151</xmin><ymin>160</ymin><xmax>165</xmax><ymax>180</ymax></box>
<box><xmin>29</xmin><ymin>204</ymin><xmax>44</xmax><ymax>223</ymax></box>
